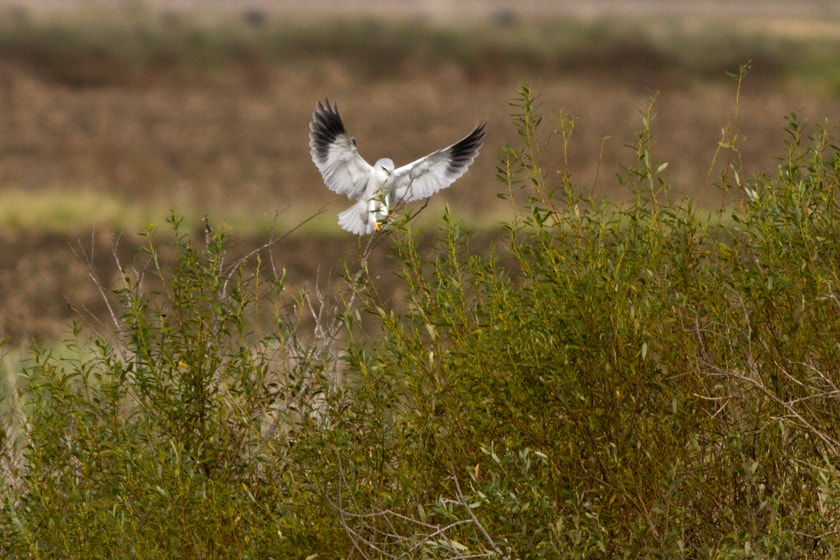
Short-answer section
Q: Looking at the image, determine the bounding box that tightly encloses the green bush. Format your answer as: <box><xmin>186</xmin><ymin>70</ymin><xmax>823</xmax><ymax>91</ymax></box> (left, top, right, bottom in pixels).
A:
<box><xmin>0</xmin><ymin>215</ymin><xmax>343</xmax><ymax>557</ymax></box>
<box><xmin>4</xmin><ymin>82</ymin><xmax>840</xmax><ymax>557</ymax></box>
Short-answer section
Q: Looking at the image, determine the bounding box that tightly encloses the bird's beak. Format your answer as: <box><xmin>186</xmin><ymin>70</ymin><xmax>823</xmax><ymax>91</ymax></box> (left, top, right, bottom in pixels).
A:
<box><xmin>374</xmin><ymin>221</ymin><xmax>383</xmax><ymax>231</ymax></box>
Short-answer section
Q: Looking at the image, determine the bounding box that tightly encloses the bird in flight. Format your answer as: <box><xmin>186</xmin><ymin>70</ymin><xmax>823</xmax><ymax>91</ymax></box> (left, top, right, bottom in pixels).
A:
<box><xmin>309</xmin><ymin>99</ymin><xmax>486</xmax><ymax>235</ymax></box>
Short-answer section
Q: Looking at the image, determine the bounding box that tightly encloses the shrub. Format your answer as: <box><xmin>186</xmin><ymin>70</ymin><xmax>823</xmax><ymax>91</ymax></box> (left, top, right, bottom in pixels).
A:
<box><xmin>0</xmin><ymin>215</ymin><xmax>345</xmax><ymax>557</ymax></box>
<box><xmin>4</xmin><ymin>81</ymin><xmax>840</xmax><ymax>557</ymax></box>
<box><xmin>327</xmin><ymin>82</ymin><xmax>840</xmax><ymax>556</ymax></box>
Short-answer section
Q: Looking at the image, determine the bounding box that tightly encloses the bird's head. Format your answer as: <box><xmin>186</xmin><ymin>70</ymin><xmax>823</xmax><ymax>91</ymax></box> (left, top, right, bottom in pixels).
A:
<box><xmin>375</xmin><ymin>158</ymin><xmax>395</xmax><ymax>176</ymax></box>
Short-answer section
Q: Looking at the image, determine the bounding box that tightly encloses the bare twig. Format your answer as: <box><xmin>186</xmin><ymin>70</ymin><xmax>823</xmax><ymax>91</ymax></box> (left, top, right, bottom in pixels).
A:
<box><xmin>219</xmin><ymin>204</ymin><xmax>331</xmax><ymax>300</ymax></box>
<box><xmin>329</xmin><ymin>452</ymin><xmax>506</xmax><ymax>558</ymax></box>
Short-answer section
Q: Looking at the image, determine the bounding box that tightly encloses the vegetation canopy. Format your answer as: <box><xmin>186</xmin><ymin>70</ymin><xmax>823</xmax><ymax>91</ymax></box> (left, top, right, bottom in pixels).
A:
<box><xmin>3</xmin><ymin>78</ymin><xmax>840</xmax><ymax>557</ymax></box>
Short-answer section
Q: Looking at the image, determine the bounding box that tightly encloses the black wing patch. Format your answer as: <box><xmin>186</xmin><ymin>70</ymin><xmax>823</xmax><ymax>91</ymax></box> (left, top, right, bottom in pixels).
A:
<box><xmin>446</xmin><ymin>123</ymin><xmax>486</xmax><ymax>176</ymax></box>
<box><xmin>310</xmin><ymin>99</ymin><xmax>348</xmax><ymax>163</ymax></box>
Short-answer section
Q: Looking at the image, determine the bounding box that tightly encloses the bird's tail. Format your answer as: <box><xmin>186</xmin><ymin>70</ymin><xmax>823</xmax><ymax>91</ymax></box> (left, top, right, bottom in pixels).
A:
<box><xmin>338</xmin><ymin>200</ymin><xmax>375</xmax><ymax>235</ymax></box>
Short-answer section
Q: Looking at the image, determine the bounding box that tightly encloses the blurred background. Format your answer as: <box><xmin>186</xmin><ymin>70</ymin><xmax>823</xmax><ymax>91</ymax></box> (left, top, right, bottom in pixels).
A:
<box><xmin>1</xmin><ymin>0</ymin><xmax>840</xmax><ymax>340</ymax></box>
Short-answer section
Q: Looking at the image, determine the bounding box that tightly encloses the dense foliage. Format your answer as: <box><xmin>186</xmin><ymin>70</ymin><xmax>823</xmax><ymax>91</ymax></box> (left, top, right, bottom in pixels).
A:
<box><xmin>3</xmin><ymin>84</ymin><xmax>840</xmax><ymax>557</ymax></box>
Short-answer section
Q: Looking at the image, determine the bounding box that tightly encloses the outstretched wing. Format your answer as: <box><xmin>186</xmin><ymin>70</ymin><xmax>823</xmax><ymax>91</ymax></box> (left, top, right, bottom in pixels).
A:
<box><xmin>309</xmin><ymin>99</ymin><xmax>373</xmax><ymax>201</ymax></box>
<box><xmin>391</xmin><ymin>123</ymin><xmax>486</xmax><ymax>203</ymax></box>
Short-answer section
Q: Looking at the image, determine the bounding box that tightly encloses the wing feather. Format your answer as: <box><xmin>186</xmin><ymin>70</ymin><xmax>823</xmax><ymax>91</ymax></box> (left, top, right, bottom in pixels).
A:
<box><xmin>309</xmin><ymin>100</ymin><xmax>373</xmax><ymax>200</ymax></box>
<box><xmin>391</xmin><ymin>123</ymin><xmax>486</xmax><ymax>203</ymax></box>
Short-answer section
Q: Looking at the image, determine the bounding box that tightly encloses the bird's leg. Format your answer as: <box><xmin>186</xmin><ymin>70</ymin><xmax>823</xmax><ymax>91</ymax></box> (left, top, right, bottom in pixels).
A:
<box><xmin>370</xmin><ymin>190</ymin><xmax>391</xmax><ymax>232</ymax></box>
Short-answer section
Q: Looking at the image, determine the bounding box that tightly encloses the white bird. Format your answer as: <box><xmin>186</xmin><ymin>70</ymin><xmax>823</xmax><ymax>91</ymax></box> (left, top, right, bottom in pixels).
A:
<box><xmin>309</xmin><ymin>99</ymin><xmax>486</xmax><ymax>235</ymax></box>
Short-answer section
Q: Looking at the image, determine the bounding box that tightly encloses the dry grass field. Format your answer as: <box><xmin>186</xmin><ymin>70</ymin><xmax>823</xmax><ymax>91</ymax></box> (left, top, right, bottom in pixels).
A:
<box><xmin>1</xmin><ymin>1</ymin><xmax>840</xmax><ymax>342</ymax></box>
